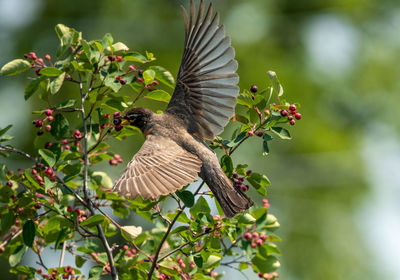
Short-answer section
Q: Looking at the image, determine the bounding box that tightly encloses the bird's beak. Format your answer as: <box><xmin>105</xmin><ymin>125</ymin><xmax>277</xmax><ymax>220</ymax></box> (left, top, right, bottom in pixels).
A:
<box><xmin>121</xmin><ymin>120</ymin><xmax>130</xmax><ymax>125</ymax></box>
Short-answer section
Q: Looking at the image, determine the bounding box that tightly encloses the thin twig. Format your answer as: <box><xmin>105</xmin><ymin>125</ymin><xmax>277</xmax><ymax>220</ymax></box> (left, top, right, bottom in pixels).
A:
<box><xmin>78</xmin><ymin>72</ymin><xmax>119</xmax><ymax>280</ymax></box>
<box><xmin>147</xmin><ymin>181</ymin><xmax>205</xmax><ymax>280</ymax></box>
<box><xmin>59</xmin><ymin>241</ymin><xmax>67</xmax><ymax>267</ymax></box>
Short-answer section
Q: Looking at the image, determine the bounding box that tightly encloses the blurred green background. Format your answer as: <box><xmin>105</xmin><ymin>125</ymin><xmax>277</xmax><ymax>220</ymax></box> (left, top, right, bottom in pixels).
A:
<box><xmin>1</xmin><ymin>0</ymin><xmax>400</xmax><ymax>279</ymax></box>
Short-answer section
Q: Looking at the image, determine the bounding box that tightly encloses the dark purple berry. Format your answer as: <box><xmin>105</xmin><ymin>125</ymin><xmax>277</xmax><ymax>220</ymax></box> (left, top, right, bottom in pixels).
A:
<box><xmin>250</xmin><ymin>85</ymin><xmax>258</xmax><ymax>93</ymax></box>
<box><xmin>37</xmin><ymin>131</ymin><xmax>44</xmax><ymax>136</ymax></box>
<box><xmin>120</xmin><ymin>79</ymin><xmax>127</xmax><ymax>85</ymax></box>
<box><xmin>115</xmin><ymin>125</ymin><xmax>123</xmax><ymax>132</ymax></box>
<box><xmin>138</xmin><ymin>70</ymin><xmax>144</xmax><ymax>77</ymax></box>
<box><xmin>256</xmin><ymin>131</ymin><xmax>263</xmax><ymax>137</ymax></box>
<box><xmin>113</xmin><ymin>118</ymin><xmax>122</xmax><ymax>126</ymax></box>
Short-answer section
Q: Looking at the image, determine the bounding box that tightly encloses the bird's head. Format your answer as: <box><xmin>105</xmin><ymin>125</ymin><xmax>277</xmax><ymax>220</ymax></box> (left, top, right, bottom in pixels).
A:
<box><xmin>120</xmin><ymin>107</ymin><xmax>153</xmax><ymax>132</ymax></box>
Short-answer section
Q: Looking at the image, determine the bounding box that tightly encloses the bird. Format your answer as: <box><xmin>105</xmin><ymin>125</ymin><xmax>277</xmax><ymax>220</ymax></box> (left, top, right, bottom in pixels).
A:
<box><xmin>112</xmin><ymin>0</ymin><xmax>254</xmax><ymax>217</ymax></box>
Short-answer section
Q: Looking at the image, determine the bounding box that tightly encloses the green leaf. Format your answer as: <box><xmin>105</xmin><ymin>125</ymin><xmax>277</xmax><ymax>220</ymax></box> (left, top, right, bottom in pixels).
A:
<box><xmin>124</xmin><ymin>52</ymin><xmax>147</xmax><ymax>63</ymax></box>
<box><xmin>176</xmin><ymin>190</ymin><xmax>194</xmax><ymax>208</ymax></box>
<box><xmin>267</xmin><ymin>70</ymin><xmax>284</xmax><ymax>97</ymax></box>
<box><xmin>237</xmin><ymin>94</ymin><xmax>253</xmax><ymax>108</ymax></box>
<box><xmin>80</xmin><ymin>214</ymin><xmax>105</xmax><ymax>227</ymax></box>
<box><xmin>238</xmin><ymin>213</ymin><xmax>256</xmax><ymax>224</ymax></box>
<box><xmin>190</xmin><ymin>196</ymin><xmax>211</xmax><ymax>217</ymax></box>
<box><xmin>50</xmin><ymin>72</ymin><xmax>65</xmax><ymax>94</ymax></box>
<box><xmin>145</xmin><ymin>89</ymin><xmax>171</xmax><ymax>103</ymax></box>
<box><xmin>9</xmin><ymin>266</ymin><xmax>36</xmax><ymax>276</ymax></box>
<box><xmin>22</xmin><ymin>220</ymin><xmax>36</xmax><ymax>247</ymax></box>
<box><xmin>220</xmin><ymin>155</ymin><xmax>233</xmax><ymax>177</ymax></box>
<box><xmin>0</xmin><ymin>59</ymin><xmax>31</xmax><ymax>76</ymax></box>
<box><xmin>9</xmin><ymin>246</ymin><xmax>26</xmax><ymax>267</ymax></box>
<box><xmin>0</xmin><ymin>125</ymin><xmax>12</xmax><ymax>138</ymax></box>
<box><xmin>262</xmin><ymin>140</ymin><xmax>269</xmax><ymax>156</ymax></box>
<box><xmin>39</xmin><ymin>67</ymin><xmax>63</xmax><ymax>77</ymax></box>
<box><xmin>24</xmin><ymin>77</ymin><xmax>44</xmax><ymax>100</ymax></box>
<box><xmin>75</xmin><ymin>255</ymin><xmax>86</xmax><ymax>268</ymax></box>
<box><xmin>92</xmin><ymin>171</ymin><xmax>113</xmax><ymax>189</ymax></box>
<box><xmin>271</xmin><ymin>127</ymin><xmax>291</xmax><ymax>139</ymax></box>
<box><xmin>50</xmin><ymin>114</ymin><xmax>70</xmax><ymax>139</ymax></box>
<box><xmin>56</xmin><ymin>99</ymin><xmax>76</xmax><ymax>109</ymax></box>
<box><xmin>55</xmin><ymin>24</ymin><xmax>76</xmax><ymax>57</ymax></box>
<box><xmin>149</xmin><ymin>66</ymin><xmax>175</xmax><ymax>88</ymax></box>
<box><xmin>252</xmin><ymin>254</ymin><xmax>280</xmax><ymax>273</ymax></box>
<box><xmin>239</xmin><ymin>262</ymin><xmax>249</xmax><ymax>270</ymax></box>
<box><xmin>203</xmin><ymin>254</ymin><xmax>222</xmax><ymax>269</ymax></box>
<box><xmin>38</xmin><ymin>149</ymin><xmax>56</xmax><ymax>167</ymax></box>
<box><xmin>143</xmin><ymin>69</ymin><xmax>156</xmax><ymax>85</ymax></box>
<box><xmin>106</xmin><ymin>42</ymin><xmax>129</xmax><ymax>54</ymax></box>
<box><xmin>194</xmin><ymin>254</ymin><xmax>203</xmax><ymax>268</ymax></box>
<box><xmin>121</xmin><ymin>225</ymin><xmax>143</xmax><ymax>242</ymax></box>
<box><xmin>101</xmin><ymin>33</ymin><xmax>114</xmax><ymax>51</ymax></box>
<box><xmin>88</xmin><ymin>265</ymin><xmax>103</xmax><ymax>280</ymax></box>
<box><xmin>247</xmin><ymin>173</ymin><xmax>270</xmax><ymax>196</ymax></box>
<box><xmin>62</xmin><ymin>164</ymin><xmax>82</xmax><ymax>182</ymax></box>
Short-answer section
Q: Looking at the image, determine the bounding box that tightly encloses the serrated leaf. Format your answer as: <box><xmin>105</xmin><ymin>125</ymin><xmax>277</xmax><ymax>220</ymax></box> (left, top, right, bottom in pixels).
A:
<box><xmin>271</xmin><ymin>127</ymin><xmax>291</xmax><ymax>139</ymax></box>
<box><xmin>176</xmin><ymin>190</ymin><xmax>194</xmax><ymax>208</ymax></box>
<box><xmin>50</xmin><ymin>72</ymin><xmax>65</xmax><ymax>94</ymax></box>
<box><xmin>267</xmin><ymin>70</ymin><xmax>284</xmax><ymax>97</ymax></box>
<box><xmin>80</xmin><ymin>214</ymin><xmax>105</xmax><ymax>227</ymax></box>
<box><xmin>121</xmin><ymin>225</ymin><xmax>143</xmax><ymax>242</ymax></box>
<box><xmin>143</xmin><ymin>69</ymin><xmax>155</xmax><ymax>85</ymax></box>
<box><xmin>0</xmin><ymin>125</ymin><xmax>12</xmax><ymax>138</ymax></box>
<box><xmin>190</xmin><ymin>196</ymin><xmax>210</xmax><ymax>217</ymax></box>
<box><xmin>22</xmin><ymin>220</ymin><xmax>36</xmax><ymax>247</ymax></box>
<box><xmin>39</xmin><ymin>67</ymin><xmax>63</xmax><ymax>77</ymax></box>
<box><xmin>0</xmin><ymin>59</ymin><xmax>31</xmax><ymax>76</ymax></box>
<box><xmin>92</xmin><ymin>171</ymin><xmax>113</xmax><ymax>189</ymax></box>
<box><xmin>149</xmin><ymin>66</ymin><xmax>175</xmax><ymax>88</ymax></box>
<box><xmin>145</xmin><ymin>89</ymin><xmax>171</xmax><ymax>103</ymax></box>
<box><xmin>237</xmin><ymin>95</ymin><xmax>253</xmax><ymax>108</ymax></box>
<box><xmin>9</xmin><ymin>246</ymin><xmax>26</xmax><ymax>267</ymax></box>
<box><xmin>50</xmin><ymin>114</ymin><xmax>70</xmax><ymax>139</ymax></box>
<box><xmin>38</xmin><ymin>149</ymin><xmax>56</xmax><ymax>167</ymax></box>
<box><xmin>24</xmin><ymin>77</ymin><xmax>44</xmax><ymax>100</ymax></box>
<box><xmin>124</xmin><ymin>52</ymin><xmax>147</xmax><ymax>63</ymax></box>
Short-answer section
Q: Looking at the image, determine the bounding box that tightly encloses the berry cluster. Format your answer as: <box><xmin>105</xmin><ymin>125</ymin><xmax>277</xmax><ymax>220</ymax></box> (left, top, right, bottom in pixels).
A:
<box><xmin>32</xmin><ymin>109</ymin><xmax>54</xmax><ymax>136</ymax></box>
<box><xmin>258</xmin><ymin>272</ymin><xmax>279</xmax><ymax>280</ymax></box>
<box><xmin>232</xmin><ymin>170</ymin><xmax>252</xmax><ymax>192</ymax></box>
<box><xmin>36</xmin><ymin>266</ymin><xmax>78</xmax><ymax>280</ymax></box>
<box><xmin>24</xmin><ymin>51</ymin><xmax>53</xmax><ymax>76</ymax></box>
<box><xmin>243</xmin><ymin>231</ymin><xmax>268</xmax><ymax>248</ymax></box>
<box><xmin>279</xmin><ymin>104</ymin><xmax>302</xmax><ymax>126</ymax></box>
<box><xmin>113</xmin><ymin>112</ymin><xmax>124</xmax><ymax>131</ymax></box>
<box><xmin>66</xmin><ymin>206</ymin><xmax>87</xmax><ymax>222</ymax></box>
<box><xmin>31</xmin><ymin>163</ymin><xmax>56</xmax><ymax>186</ymax></box>
<box><xmin>109</xmin><ymin>154</ymin><xmax>123</xmax><ymax>166</ymax></box>
<box><xmin>122</xmin><ymin>244</ymin><xmax>137</xmax><ymax>258</ymax></box>
<box><xmin>262</xmin><ymin>198</ymin><xmax>270</xmax><ymax>209</ymax></box>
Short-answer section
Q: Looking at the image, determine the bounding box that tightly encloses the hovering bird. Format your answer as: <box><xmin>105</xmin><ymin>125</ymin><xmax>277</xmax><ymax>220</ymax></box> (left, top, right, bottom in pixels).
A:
<box><xmin>113</xmin><ymin>0</ymin><xmax>253</xmax><ymax>217</ymax></box>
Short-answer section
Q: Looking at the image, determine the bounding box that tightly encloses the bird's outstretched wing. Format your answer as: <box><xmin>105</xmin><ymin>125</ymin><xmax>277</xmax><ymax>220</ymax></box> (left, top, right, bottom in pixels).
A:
<box><xmin>166</xmin><ymin>0</ymin><xmax>239</xmax><ymax>140</ymax></box>
<box><xmin>113</xmin><ymin>135</ymin><xmax>202</xmax><ymax>200</ymax></box>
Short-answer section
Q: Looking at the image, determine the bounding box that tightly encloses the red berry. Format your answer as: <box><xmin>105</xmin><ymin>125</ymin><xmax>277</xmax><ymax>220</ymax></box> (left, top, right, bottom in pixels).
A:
<box><xmin>113</xmin><ymin>112</ymin><xmax>120</xmax><ymax>118</ymax></box>
<box><xmin>256</xmin><ymin>238</ymin><xmax>263</xmax><ymax>246</ymax></box>
<box><xmin>74</xmin><ymin>130</ymin><xmax>82</xmax><ymax>139</ymax></box>
<box><xmin>246</xmin><ymin>170</ymin><xmax>252</xmax><ymax>176</ymax></box>
<box><xmin>115</xmin><ymin>75</ymin><xmax>121</xmax><ymax>81</ymax></box>
<box><xmin>65</xmin><ymin>145</ymin><xmax>70</xmax><ymax>150</ymax></box>
<box><xmin>244</xmin><ymin>232</ymin><xmax>252</xmax><ymax>240</ymax></box>
<box><xmin>294</xmin><ymin>113</ymin><xmax>302</xmax><ymax>120</ymax></box>
<box><xmin>35</xmin><ymin>120</ymin><xmax>43</xmax><ymax>127</ymax></box>
<box><xmin>289</xmin><ymin>120</ymin><xmax>295</xmax><ymax>125</ymax></box>
<box><xmin>260</xmin><ymin>234</ymin><xmax>267</xmax><ymax>241</ymax></box>
<box><xmin>29</xmin><ymin>52</ymin><xmax>37</xmax><ymax>60</ymax></box>
<box><xmin>115</xmin><ymin>125</ymin><xmax>123</xmax><ymax>132</ymax></box>
<box><xmin>129</xmin><ymin>65</ymin><xmax>136</xmax><ymax>71</ymax></box>
<box><xmin>67</xmin><ymin>206</ymin><xmax>73</xmax><ymax>212</ymax></box>
<box><xmin>240</xmin><ymin>185</ymin><xmax>248</xmax><ymax>192</ymax></box>
<box><xmin>37</xmin><ymin>163</ymin><xmax>44</xmax><ymax>168</ymax></box>
<box><xmin>123</xmin><ymin>245</ymin><xmax>129</xmax><ymax>250</ymax></box>
<box><xmin>47</xmin><ymin>116</ymin><xmax>54</xmax><ymax>122</ymax></box>
<box><xmin>137</xmin><ymin>77</ymin><xmax>143</xmax><ymax>83</ymax></box>
<box><xmin>45</xmin><ymin>125</ymin><xmax>51</xmax><ymax>132</ymax></box>
<box><xmin>37</xmin><ymin>268</ymin><xmax>43</xmax><ymax>274</ymax></box>
<box><xmin>35</xmin><ymin>69</ymin><xmax>41</xmax><ymax>76</ymax></box>
<box><xmin>45</xmin><ymin>109</ymin><xmax>53</xmax><ymax>116</ymax></box>
<box><xmin>6</xmin><ymin>181</ymin><xmax>13</xmax><ymax>187</ymax></box>
<box><xmin>250</xmin><ymin>85</ymin><xmax>258</xmax><ymax>93</ymax></box>
<box><xmin>45</xmin><ymin>54</ymin><xmax>51</xmax><ymax>60</ymax></box>
<box><xmin>109</xmin><ymin>159</ymin><xmax>118</xmax><ymax>165</ymax></box>
<box><xmin>34</xmin><ymin>203</ymin><xmax>42</xmax><ymax>209</ymax></box>
<box><xmin>44</xmin><ymin>168</ymin><xmax>53</xmax><ymax>176</ymax></box>
<box><xmin>104</xmin><ymin>113</ymin><xmax>110</xmax><ymax>118</ymax></box>
<box><xmin>232</xmin><ymin>173</ymin><xmax>238</xmax><ymax>179</ymax></box>
<box><xmin>264</xmin><ymin>109</ymin><xmax>270</xmax><ymax>115</ymax></box>
<box><xmin>289</xmin><ymin>104</ymin><xmax>296</xmax><ymax>111</ymax></box>
<box><xmin>287</xmin><ymin>115</ymin><xmax>293</xmax><ymax>121</ymax></box>
<box><xmin>248</xmin><ymin>131</ymin><xmax>254</xmax><ymax>136</ymax></box>
<box><xmin>252</xmin><ymin>232</ymin><xmax>259</xmax><ymax>238</ymax></box>
<box><xmin>116</xmin><ymin>56</ymin><xmax>123</xmax><ymax>62</ymax></box>
<box><xmin>251</xmin><ymin>242</ymin><xmax>256</xmax><ymax>248</ymax></box>
<box><xmin>256</xmin><ymin>131</ymin><xmax>263</xmax><ymax>137</ymax></box>
<box><xmin>36</xmin><ymin>58</ymin><xmax>44</xmax><ymax>64</ymax></box>
<box><xmin>61</xmin><ymin>139</ymin><xmax>68</xmax><ymax>145</ymax></box>
<box><xmin>31</xmin><ymin>169</ymin><xmax>37</xmax><ymax>175</ymax></box>
<box><xmin>45</xmin><ymin>142</ymin><xmax>52</xmax><ymax>148</ymax></box>
<box><xmin>152</xmin><ymin>80</ymin><xmax>159</xmax><ymax>86</ymax></box>
<box><xmin>280</xmin><ymin>110</ymin><xmax>288</xmax><ymax>117</ymax></box>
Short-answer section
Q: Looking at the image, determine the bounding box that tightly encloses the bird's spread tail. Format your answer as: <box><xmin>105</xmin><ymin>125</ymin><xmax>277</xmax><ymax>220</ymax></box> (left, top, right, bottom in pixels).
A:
<box><xmin>202</xmin><ymin>167</ymin><xmax>253</xmax><ymax>218</ymax></box>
